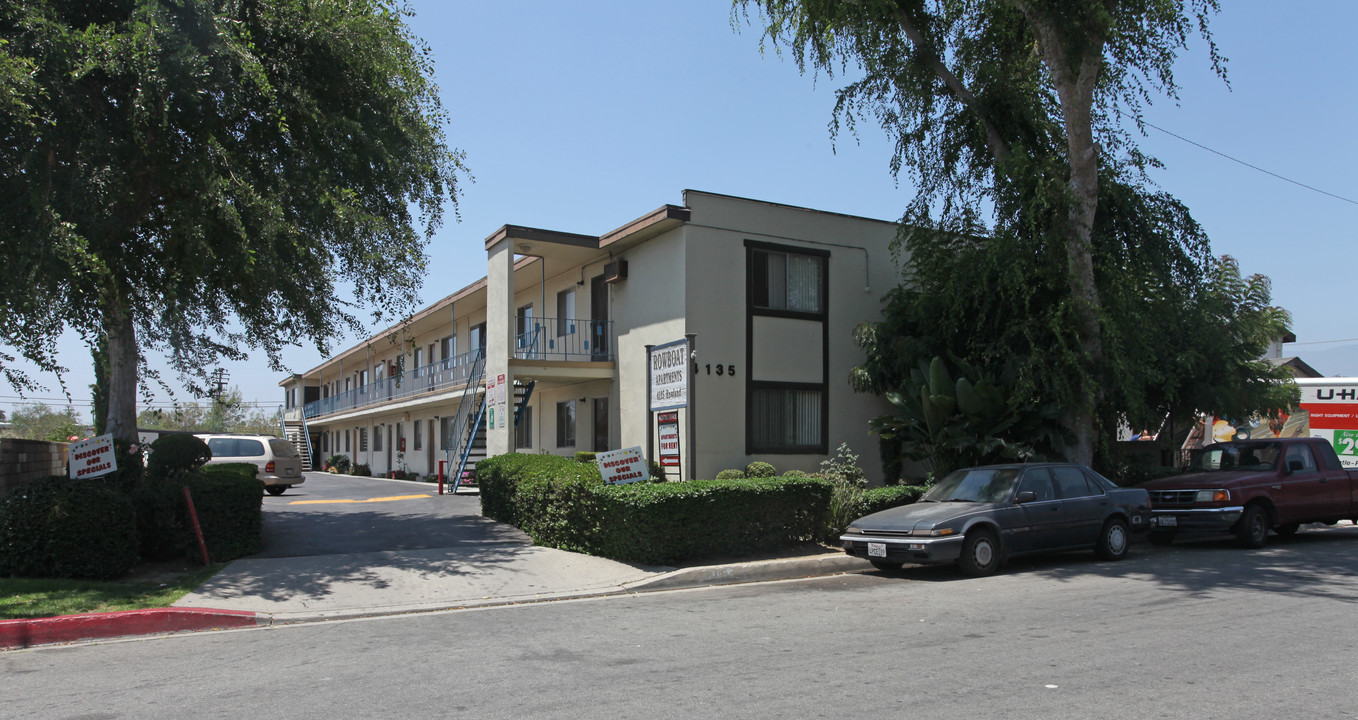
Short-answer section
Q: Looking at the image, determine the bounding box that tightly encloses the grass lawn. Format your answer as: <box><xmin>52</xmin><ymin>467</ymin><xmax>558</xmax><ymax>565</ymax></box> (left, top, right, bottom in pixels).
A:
<box><xmin>1</xmin><ymin>563</ymin><xmax>224</xmax><ymax>620</ymax></box>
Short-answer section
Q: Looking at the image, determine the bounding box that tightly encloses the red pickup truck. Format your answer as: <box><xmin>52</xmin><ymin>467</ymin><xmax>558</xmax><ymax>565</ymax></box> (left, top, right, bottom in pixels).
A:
<box><xmin>1142</xmin><ymin>437</ymin><xmax>1358</xmax><ymax>548</ymax></box>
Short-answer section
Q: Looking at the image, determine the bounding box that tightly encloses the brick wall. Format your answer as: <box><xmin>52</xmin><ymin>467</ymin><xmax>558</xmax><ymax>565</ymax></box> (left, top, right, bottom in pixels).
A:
<box><xmin>0</xmin><ymin>438</ymin><xmax>68</xmax><ymax>497</ymax></box>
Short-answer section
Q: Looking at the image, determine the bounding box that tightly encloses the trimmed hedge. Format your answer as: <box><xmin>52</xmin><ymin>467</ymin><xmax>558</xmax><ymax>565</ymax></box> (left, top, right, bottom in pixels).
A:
<box><xmin>856</xmin><ymin>484</ymin><xmax>930</xmax><ymax>517</ymax></box>
<box><xmin>476</xmin><ymin>454</ymin><xmax>834</xmax><ymax>565</ymax></box>
<box><xmin>0</xmin><ymin>476</ymin><xmax>139</xmax><ymax>579</ymax></box>
<box><xmin>191</xmin><ymin>463</ymin><xmax>265</xmax><ymax>561</ymax></box>
<box><xmin>147</xmin><ymin>433</ymin><xmax>211</xmax><ymax>482</ymax></box>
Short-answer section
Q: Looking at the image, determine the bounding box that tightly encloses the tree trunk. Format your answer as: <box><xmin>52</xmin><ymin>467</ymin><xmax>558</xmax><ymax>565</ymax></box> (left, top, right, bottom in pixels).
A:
<box><xmin>104</xmin><ymin>300</ymin><xmax>140</xmax><ymax>444</ymax></box>
<box><xmin>1014</xmin><ymin>4</ymin><xmax>1108</xmax><ymax>467</ymax></box>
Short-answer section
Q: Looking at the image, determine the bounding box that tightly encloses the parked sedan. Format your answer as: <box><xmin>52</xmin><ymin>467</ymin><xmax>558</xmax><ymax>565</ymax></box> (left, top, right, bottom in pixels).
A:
<box><xmin>841</xmin><ymin>463</ymin><xmax>1151</xmax><ymax>577</ymax></box>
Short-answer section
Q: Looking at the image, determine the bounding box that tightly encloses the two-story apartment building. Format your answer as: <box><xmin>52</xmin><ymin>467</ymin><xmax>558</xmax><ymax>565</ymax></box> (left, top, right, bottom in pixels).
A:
<box><xmin>280</xmin><ymin>190</ymin><xmax>903</xmax><ymax>483</ymax></box>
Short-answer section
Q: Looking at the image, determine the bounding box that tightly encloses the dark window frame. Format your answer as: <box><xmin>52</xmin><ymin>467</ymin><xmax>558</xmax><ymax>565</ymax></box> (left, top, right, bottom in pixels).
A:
<box><xmin>745</xmin><ymin>240</ymin><xmax>830</xmax><ymax>454</ymax></box>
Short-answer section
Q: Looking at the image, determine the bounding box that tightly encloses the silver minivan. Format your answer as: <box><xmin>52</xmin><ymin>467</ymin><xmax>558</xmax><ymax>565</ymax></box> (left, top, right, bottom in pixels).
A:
<box><xmin>197</xmin><ymin>434</ymin><xmax>305</xmax><ymax>496</ymax></box>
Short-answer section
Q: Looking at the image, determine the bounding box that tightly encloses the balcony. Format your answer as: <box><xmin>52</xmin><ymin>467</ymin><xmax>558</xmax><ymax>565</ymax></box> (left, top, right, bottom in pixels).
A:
<box><xmin>514</xmin><ymin>318</ymin><xmax>613</xmax><ymax>362</ymax></box>
<box><xmin>304</xmin><ymin>349</ymin><xmax>485</xmax><ymax>419</ymax></box>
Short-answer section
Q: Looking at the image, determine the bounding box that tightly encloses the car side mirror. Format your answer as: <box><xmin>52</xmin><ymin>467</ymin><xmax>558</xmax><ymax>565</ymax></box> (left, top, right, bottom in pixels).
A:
<box><xmin>1287</xmin><ymin>459</ymin><xmax>1304</xmax><ymax>474</ymax></box>
<box><xmin>1015</xmin><ymin>491</ymin><xmax>1037</xmax><ymax>504</ymax></box>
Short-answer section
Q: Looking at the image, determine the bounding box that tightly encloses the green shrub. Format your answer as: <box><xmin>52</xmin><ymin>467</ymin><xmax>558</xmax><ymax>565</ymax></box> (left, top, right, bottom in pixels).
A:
<box><xmin>0</xmin><ymin>476</ymin><xmax>139</xmax><ymax>579</ymax></box>
<box><xmin>744</xmin><ymin>461</ymin><xmax>776</xmax><ymax>478</ymax></box>
<box><xmin>574</xmin><ymin>451</ymin><xmax>597</xmax><ymax>463</ymax></box>
<box><xmin>188</xmin><ymin>464</ymin><xmax>265</xmax><ymax>561</ymax></box>
<box><xmin>478</xmin><ymin>454</ymin><xmax>835</xmax><ymax>565</ymax></box>
<box><xmin>648</xmin><ymin>460</ymin><xmax>667</xmax><ymax>483</ymax></box>
<box><xmin>820</xmin><ymin>442</ymin><xmax>867</xmax><ymax>486</ymax></box>
<box><xmin>147</xmin><ymin>433</ymin><xmax>212</xmax><ymax>481</ymax></box>
<box><xmin>325</xmin><ymin>454</ymin><xmax>351</xmax><ymax>473</ymax></box>
<box><xmin>823</xmin><ymin>483</ymin><xmax>929</xmax><ymax>542</ymax></box>
<box><xmin>352</xmin><ymin>463</ymin><xmax>371</xmax><ymax>477</ymax></box>
<box><xmin>132</xmin><ymin>477</ymin><xmax>186</xmax><ymax>562</ymax></box>
<box><xmin>715</xmin><ymin>469</ymin><xmax>745</xmax><ymax>479</ymax></box>
<box><xmin>104</xmin><ymin>437</ymin><xmax>145</xmax><ymax>493</ymax></box>
<box><xmin>589</xmin><ymin>476</ymin><xmax>834</xmax><ymax>564</ymax></box>
<box><xmin>477</xmin><ymin>453</ymin><xmax>589</xmax><ymax>527</ymax></box>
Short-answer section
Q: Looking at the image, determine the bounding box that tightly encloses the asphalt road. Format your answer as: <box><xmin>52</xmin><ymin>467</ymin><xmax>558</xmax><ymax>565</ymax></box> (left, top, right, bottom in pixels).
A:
<box><xmin>255</xmin><ymin>473</ymin><xmax>525</xmax><ymax>557</ymax></box>
<box><xmin>6</xmin><ymin>525</ymin><xmax>1358</xmax><ymax>719</ymax></box>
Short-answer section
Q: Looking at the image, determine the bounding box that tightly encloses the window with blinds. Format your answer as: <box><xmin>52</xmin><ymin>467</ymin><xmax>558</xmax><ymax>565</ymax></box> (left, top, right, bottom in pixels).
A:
<box><xmin>749</xmin><ymin>386</ymin><xmax>824</xmax><ymax>451</ymax></box>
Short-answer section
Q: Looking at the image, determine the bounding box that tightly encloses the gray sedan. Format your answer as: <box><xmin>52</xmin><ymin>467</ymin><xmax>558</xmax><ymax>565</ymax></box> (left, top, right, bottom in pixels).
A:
<box><xmin>841</xmin><ymin>463</ymin><xmax>1151</xmax><ymax>577</ymax></box>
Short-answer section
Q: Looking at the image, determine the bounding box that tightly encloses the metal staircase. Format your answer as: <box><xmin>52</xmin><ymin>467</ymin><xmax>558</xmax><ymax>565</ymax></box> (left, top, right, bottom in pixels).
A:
<box><xmin>442</xmin><ymin>356</ymin><xmax>538</xmax><ymax>494</ymax></box>
<box><xmin>445</xmin><ymin>352</ymin><xmax>487</xmax><ymax>492</ymax></box>
<box><xmin>278</xmin><ymin>405</ymin><xmax>314</xmax><ymax>471</ymax></box>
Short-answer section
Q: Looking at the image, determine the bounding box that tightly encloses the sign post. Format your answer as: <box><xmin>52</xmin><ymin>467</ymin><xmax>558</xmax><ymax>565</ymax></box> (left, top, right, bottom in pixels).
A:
<box><xmin>649</xmin><ymin>338</ymin><xmax>692</xmax><ymax>480</ymax></box>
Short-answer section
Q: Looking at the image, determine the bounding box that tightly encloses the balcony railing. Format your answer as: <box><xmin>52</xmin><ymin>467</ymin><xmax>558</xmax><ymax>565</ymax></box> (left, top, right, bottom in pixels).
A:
<box><xmin>514</xmin><ymin>318</ymin><xmax>613</xmax><ymax>362</ymax></box>
<box><xmin>304</xmin><ymin>348</ymin><xmax>485</xmax><ymax>419</ymax></box>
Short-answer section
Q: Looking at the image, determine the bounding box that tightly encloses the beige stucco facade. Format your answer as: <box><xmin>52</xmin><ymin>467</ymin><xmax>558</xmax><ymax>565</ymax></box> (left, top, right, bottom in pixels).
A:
<box><xmin>281</xmin><ymin>191</ymin><xmax>904</xmax><ymax>484</ymax></box>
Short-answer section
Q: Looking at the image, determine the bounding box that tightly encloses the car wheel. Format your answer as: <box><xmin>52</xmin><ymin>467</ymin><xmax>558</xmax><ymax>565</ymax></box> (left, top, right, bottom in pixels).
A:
<box><xmin>958</xmin><ymin>528</ymin><xmax>1001</xmax><ymax>577</ymax></box>
<box><xmin>1148</xmin><ymin>531</ymin><xmax>1176</xmax><ymax>546</ymax></box>
<box><xmin>1235</xmin><ymin>504</ymin><xmax>1269</xmax><ymax>549</ymax></box>
<box><xmin>1276</xmin><ymin>522</ymin><xmax>1300</xmax><ymax>537</ymax></box>
<box><xmin>266</xmin><ymin>486</ymin><xmax>287</xmax><ymax>496</ymax></box>
<box><xmin>1095</xmin><ymin>517</ymin><xmax>1130</xmax><ymax>561</ymax></box>
<box><xmin>869</xmin><ymin>559</ymin><xmax>905</xmax><ymax>572</ymax></box>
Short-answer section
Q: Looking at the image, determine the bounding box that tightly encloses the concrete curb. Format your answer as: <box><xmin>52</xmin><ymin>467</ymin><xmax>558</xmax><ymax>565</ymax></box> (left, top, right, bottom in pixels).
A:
<box><xmin>0</xmin><ymin>607</ymin><xmax>265</xmax><ymax>650</ymax></box>
<box><xmin>625</xmin><ymin>553</ymin><xmax>870</xmax><ymax>592</ymax></box>
<box><xmin>3</xmin><ymin>552</ymin><xmax>873</xmax><ymax>649</ymax></box>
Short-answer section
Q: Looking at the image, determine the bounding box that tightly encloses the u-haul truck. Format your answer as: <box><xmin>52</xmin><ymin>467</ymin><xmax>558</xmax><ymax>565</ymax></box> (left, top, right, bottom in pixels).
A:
<box><xmin>1202</xmin><ymin>378</ymin><xmax>1358</xmax><ymax>469</ymax></box>
<box><xmin>1297</xmin><ymin>378</ymin><xmax>1358</xmax><ymax>469</ymax></box>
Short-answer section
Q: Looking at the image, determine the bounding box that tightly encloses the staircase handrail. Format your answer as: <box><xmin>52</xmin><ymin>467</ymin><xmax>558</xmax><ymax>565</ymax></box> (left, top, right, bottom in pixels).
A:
<box><xmin>443</xmin><ymin>349</ymin><xmax>486</xmax><ymax>480</ymax></box>
<box><xmin>451</xmin><ymin>394</ymin><xmax>487</xmax><ymax>494</ymax></box>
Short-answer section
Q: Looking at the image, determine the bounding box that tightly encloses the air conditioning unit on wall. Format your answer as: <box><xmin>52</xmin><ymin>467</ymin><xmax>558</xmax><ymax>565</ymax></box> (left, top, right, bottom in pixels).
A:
<box><xmin>603</xmin><ymin>259</ymin><xmax>628</xmax><ymax>283</ymax></box>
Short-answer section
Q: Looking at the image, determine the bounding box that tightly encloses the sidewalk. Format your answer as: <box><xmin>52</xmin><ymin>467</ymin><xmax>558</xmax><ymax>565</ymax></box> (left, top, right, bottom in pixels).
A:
<box><xmin>2</xmin><ymin>540</ymin><xmax>869</xmax><ymax>650</ymax></box>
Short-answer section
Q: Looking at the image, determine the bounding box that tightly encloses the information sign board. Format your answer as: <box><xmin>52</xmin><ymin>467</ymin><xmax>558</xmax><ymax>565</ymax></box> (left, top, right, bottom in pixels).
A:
<box><xmin>69</xmin><ymin>434</ymin><xmax>117</xmax><ymax>480</ymax></box>
<box><xmin>598</xmin><ymin>446</ymin><xmax>648</xmax><ymax>484</ymax></box>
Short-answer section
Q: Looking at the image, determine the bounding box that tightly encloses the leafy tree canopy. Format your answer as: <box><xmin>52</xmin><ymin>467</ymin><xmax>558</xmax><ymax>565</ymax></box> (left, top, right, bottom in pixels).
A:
<box><xmin>2</xmin><ymin>402</ymin><xmax>86</xmax><ymax>442</ymax></box>
<box><xmin>1</xmin><ymin>0</ymin><xmax>465</xmax><ymax>441</ymax></box>
<box><xmin>136</xmin><ymin>387</ymin><xmax>279</xmax><ymax>434</ymax></box>
<box><xmin>736</xmin><ymin>0</ymin><xmax>1299</xmax><ymax>466</ymax></box>
<box><xmin>851</xmin><ymin>175</ymin><xmax>1297</xmax><ymax>474</ymax></box>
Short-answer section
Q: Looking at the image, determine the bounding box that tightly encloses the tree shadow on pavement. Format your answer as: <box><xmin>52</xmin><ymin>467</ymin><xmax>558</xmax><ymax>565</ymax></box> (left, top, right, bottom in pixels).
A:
<box><xmin>1013</xmin><ymin>525</ymin><xmax>1358</xmax><ymax>603</ymax></box>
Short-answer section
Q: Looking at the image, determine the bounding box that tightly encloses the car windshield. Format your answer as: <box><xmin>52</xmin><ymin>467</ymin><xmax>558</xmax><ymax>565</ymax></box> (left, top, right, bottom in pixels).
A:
<box><xmin>921</xmin><ymin>468</ymin><xmax>1020</xmax><ymax>503</ymax></box>
<box><xmin>1193</xmin><ymin>443</ymin><xmax>1279</xmax><ymax>472</ymax></box>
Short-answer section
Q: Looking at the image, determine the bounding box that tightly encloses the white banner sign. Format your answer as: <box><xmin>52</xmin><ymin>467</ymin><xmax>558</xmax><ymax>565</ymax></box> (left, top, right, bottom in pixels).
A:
<box><xmin>69</xmin><ymin>433</ymin><xmax>117</xmax><ymax>480</ymax></box>
<box><xmin>598</xmin><ymin>446</ymin><xmax>648</xmax><ymax>485</ymax></box>
<box><xmin>649</xmin><ymin>339</ymin><xmax>689</xmax><ymax>411</ymax></box>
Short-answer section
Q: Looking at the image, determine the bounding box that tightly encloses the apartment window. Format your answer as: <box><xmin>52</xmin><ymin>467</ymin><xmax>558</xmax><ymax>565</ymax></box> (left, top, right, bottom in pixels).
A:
<box><xmin>748</xmin><ymin>385</ymin><xmax>825</xmax><ymax>453</ymax></box>
<box><xmin>515</xmin><ymin>406</ymin><xmax>533</xmax><ymax>449</ymax></box>
<box><xmin>373</xmin><ymin>425</ymin><xmax>383</xmax><ymax>451</ymax></box>
<box><xmin>750</xmin><ymin>246</ymin><xmax>826</xmax><ymax>315</ymax></box>
<box><xmin>470</xmin><ymin>322</ymin><xmax>486</xmax><ymax>354</ymax></box>
<box><xmin>358</xmin><ymin>427</ymin><xmax>368</xmax><ymax>452</ymax></box>
<box><xmin>440</xmin><ymin>335</ymin><xmax>454</xmax><ymax>362</ymax></box>
<box><xmin>557</xmin><ymin>289</ymin><xmax>576</xmax><ymax>335</ymax></box>
<box><xmin>396</xmin><ymin>422</ymin><xmax>403</xmax><ymax>451</ymax></box>
<box><xmin>414</xmin><ymin>419</ymin><xmax>423</xmax><ymax>451</ymax></box>
<box><xmin>413</xmin><ymin>347</ymin><xmax>423</xmax><ymax>371</ymax></box>
<box><xmin>556</xmin><ymin>400</ymin><xmax>576</xmax><ymax>448</ymax></box>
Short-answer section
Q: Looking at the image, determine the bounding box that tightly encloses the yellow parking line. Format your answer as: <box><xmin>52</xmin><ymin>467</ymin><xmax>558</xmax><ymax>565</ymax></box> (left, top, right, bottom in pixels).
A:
<box><xmin>288</xmin><ymin>494</ymin><xmax>433</xmax><ymax>505</ymax></box>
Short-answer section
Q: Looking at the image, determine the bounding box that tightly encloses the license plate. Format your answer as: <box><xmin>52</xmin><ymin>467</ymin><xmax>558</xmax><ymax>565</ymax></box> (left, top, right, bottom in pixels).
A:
<box><xmin>867</xmin><ymin>542</ymin><xmax>887</xmax><ymax>557</ymax></box>
<box><xmin>1156</xmin><ymin>515</ymin><xmax>1177</xmax><ymax>527</ymax></box>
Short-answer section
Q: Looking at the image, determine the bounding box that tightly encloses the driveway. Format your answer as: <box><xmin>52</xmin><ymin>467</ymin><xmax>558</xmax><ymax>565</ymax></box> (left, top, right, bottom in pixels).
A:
<box><xmin>256</xmin><ymin>473</ymin><xmax>527</xmax><ymax>557</ymax></box>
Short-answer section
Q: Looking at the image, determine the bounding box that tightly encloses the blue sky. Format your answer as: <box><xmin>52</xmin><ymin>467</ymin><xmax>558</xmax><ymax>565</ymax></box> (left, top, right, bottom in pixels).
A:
<box><xmin>5</xmin><ymin>0</ymin><xmax>1355</xmax><ymax>418</ymax></box>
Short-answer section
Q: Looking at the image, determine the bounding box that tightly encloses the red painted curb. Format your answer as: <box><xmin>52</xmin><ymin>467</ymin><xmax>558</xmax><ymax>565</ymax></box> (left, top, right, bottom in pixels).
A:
<box><xmin>0</xmin><ymin>607</ymin><xmax>263</xmax><ymax>649</ymax></box>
